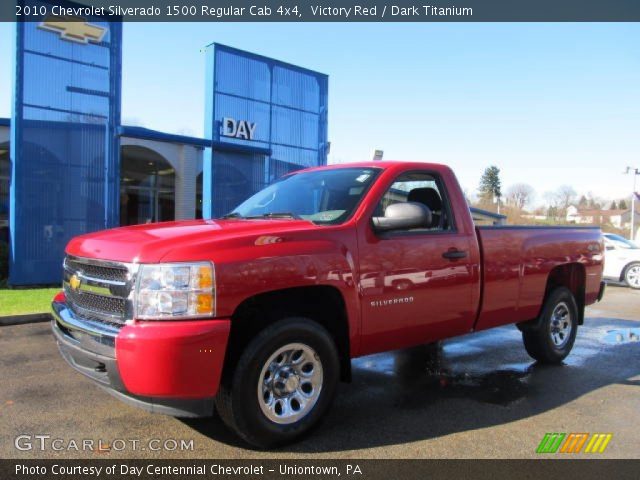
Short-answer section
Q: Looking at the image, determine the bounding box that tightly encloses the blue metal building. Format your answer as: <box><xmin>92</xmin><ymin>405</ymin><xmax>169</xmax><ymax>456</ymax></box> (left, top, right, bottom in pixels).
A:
<box><xmin>5</xmin><ymin>13</ymin><xmax>328</xmax><ymax>285</ymax></box>
<box><xmin>10</xmin><ymin>6</ymin><xmax>122</xmax><ymax>285</ymax></box>
<box><xmin>202</xmin><ymin>43</ymin><xmax>329</xmax><ymax>219</ymax></box>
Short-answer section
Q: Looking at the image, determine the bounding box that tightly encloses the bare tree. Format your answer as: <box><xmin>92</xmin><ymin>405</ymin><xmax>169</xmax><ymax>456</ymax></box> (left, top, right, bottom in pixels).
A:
<box><xmin>544</xmin><ymin>185</ymin><xmax>577</xmax><ymax>221</ymax></box>
<box><xmin>555</xmin><ymin>185</ymin><xmax>577</xmax><ymax>216</ymax></box>
<box><xmin>506</xmin><ymin>183</ymin><xmax>535</xmax><ymax>210</ymax></box>
<box><xmin>586</xmin><ymin>193</ymin><xmax>602</xmax><ymax>210</ymax></box>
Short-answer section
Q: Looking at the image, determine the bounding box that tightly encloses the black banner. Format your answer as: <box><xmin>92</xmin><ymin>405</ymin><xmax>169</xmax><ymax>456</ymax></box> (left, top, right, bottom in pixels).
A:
<box><xmin>4</xmin><ymin>0</ymin><xmax>640</xmax><ymax>22</ymax></box>
<box><xmin>2</xmin><ymin>460</ymin><xmax>640</xmax><ymax>480</ymax></box>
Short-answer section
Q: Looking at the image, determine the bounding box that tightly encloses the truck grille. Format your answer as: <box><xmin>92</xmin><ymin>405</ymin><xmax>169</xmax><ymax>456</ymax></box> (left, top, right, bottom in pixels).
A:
<box><xmin>63</xmin><ymin>256</ymin><xmax>134</xmax><ymax>327</ymax></box>
<box><xmin>65</xmin><ymin>288</ymin><xmax>127</xmax><ymax>317</ymax></box>
<box><xmin>65</xmin><ymin>258</ymin><xmax>129</xmax><ymax>283</ymax></box>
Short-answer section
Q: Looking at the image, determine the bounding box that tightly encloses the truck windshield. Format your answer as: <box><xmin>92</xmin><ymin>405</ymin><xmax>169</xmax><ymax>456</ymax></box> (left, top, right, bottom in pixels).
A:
<box><xmin>228</xmin><ymin>167</ymin><xmax>380</xmax><ymax>225</ymax></box>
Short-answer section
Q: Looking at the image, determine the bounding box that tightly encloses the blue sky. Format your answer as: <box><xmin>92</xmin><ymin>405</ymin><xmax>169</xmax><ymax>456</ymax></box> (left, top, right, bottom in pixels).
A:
<box><xmin>1</xmin><ymin>22</ymin><xmax>639</xmax><ymax>204</ymax></box>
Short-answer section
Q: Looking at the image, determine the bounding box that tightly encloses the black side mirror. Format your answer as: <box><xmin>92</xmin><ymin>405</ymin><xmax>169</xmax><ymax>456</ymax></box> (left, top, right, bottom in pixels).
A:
<box><xmin>372</xmin><ymin>202</ymin><xmax>432</xmax><ymax>232</ymax></box>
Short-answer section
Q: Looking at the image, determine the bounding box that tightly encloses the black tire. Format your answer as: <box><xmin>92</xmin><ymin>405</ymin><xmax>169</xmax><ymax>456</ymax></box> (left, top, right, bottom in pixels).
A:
<box><xmin>215</xmin><ymin>317</ymin><xmax>339</xmax><ymax>448</ymax></box>
<box><xmin>623</xmin><ymin>263</ymin><xmax>640</xmax><ymax>289</ymax></box>
<box><xmin>522</xmin><ymin>287</ymin><xmax>578</xmax><ymax>364</ymax></box>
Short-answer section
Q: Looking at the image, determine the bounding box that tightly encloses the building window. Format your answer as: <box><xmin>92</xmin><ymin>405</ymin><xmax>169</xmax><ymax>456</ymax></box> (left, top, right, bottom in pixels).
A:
<box><xmin>120</xmin><ymin>146</ymin><xmax>175</xmax><ymax>226</ymax></box>
<box><xmin>197</xmin><ymin>153</ymin><xmax>266</xmax><ymax>219</ymax></box>
<box><xmin>196</xmin><ymin>172</ymin><xmax>203</xmax><ymax>219</ymax></box>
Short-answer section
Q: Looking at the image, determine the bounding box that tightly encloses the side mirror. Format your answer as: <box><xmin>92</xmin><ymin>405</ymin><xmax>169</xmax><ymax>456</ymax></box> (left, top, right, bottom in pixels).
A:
<box><xmin>372</xmin><ymin>202</ymin><xmax>432</xmax><ymax>232</ymax></box>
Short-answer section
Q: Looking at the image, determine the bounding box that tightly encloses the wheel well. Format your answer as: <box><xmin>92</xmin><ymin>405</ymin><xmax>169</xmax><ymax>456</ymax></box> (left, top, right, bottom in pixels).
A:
<box><xmin>619</xmin><ymin>261</ymin><xmax>640</xmax><ymax>282</ymax></box>
<box><xmin>544</xmin><ymin>263</ymin><xmax>586</xmax><ymax>324</ymax></box>
<box><xmin>222</xmin><ymin>286</ymin><xmax>351</xmax><ymax>384</ymax></box>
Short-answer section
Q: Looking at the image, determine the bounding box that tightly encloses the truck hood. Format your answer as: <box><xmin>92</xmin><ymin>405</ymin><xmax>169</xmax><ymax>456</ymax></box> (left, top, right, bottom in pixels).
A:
<box><xmin>66</xmin><ymin>219</ymin><xmax>319</xmax><ymax>263</ymax></box>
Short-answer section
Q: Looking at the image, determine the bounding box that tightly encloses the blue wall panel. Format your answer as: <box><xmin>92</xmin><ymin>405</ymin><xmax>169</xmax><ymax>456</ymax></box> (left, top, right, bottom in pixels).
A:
<box><xmin>10</xmin><ymin>2</ymin><xmax>122</xmax><ymax>285</ymax></box>
<box><xmin>203</xmin><ymin>43</ymin><xmax>328</xmax><ymax>219</ymax></box>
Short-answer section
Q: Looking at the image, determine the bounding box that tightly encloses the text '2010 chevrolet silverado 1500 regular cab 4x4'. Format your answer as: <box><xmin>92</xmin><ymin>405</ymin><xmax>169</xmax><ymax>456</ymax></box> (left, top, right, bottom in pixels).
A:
<box><xmin>52</xmin><ymin>162</ymin><xmax>605</xmax><ymax>447</ymax></box>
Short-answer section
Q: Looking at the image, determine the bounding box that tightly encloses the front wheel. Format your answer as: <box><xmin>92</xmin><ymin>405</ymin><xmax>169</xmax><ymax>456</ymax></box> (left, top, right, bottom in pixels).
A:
<box><xmin>215</xmin><ymin>317</ymin><xmax>339</xmax><ymax>448</ymax></box>
<box><xmin>624</xmin><ymin>263</ymin><xmax>640</xmax><ymax>289</ymax></box>
<box><xmin>522</xmin><ymin>287</ymin><xmax>578</xmax><ymax>364</ymax></box>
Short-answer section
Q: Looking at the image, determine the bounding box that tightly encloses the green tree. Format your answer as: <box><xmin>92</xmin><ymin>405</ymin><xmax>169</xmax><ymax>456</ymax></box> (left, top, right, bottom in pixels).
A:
<box><xmin>619</xmin><ymin>199</ymin><xmax>628</xmax><ymax>210</ymax></box>
<box><xmin>478</xmin><ymin>166</ymin><xmax>502</xmax><ymax>203</ymax></box>
<box><xmin>610</xmin><ymin>200</ymin><xmax>618</xmax><ymax>210</ymax></box>
<box><xmin>578</xmin><ymin>195</ymin><xmax>588</xmax><ymax>207</ymax></box>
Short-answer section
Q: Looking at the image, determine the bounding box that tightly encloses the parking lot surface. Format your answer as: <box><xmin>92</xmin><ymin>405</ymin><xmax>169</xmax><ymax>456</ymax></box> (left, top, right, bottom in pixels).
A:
<box><xmin>1</xmin><ymin>285</ymin><xmax>638</xmax><ymax>458</ymax></box>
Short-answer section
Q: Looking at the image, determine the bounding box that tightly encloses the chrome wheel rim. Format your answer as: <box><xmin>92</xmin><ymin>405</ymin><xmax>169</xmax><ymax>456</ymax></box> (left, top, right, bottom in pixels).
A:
<box><xmin>626</xmin><ymin>266</ymin><xmax>640</xmax><ymax>288</ymax></box>
<box><xmin>550</xmin><ymin>301</ymin><xmax>572</xmax><ymax>348</ymax></box>
<box><xmin>257</xmin><ymin>343</ymin><xmax>323</xmax><ymax>424</ymax></box>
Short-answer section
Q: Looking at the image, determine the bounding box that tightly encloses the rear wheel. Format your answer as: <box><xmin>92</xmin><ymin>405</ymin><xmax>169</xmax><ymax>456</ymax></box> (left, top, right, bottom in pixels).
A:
<box><xmin>623</xmin><ymin>263</ymin><xmax>640</xmax><ymax>289</ymax></box>
<box><xmin>522</xmin><ymin>287</ymin><xmax>578</xmax><ymax>364</ymax></box>
<box><xmin>215</xmin><ymin>317</ymin><xmax>339</xmax><ymax>448</ymax></box>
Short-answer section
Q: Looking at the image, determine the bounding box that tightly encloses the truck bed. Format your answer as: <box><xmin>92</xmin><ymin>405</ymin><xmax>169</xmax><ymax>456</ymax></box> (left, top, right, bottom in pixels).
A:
<box><xmin>474</xmin><ymin>225</ymin><xmax>603</xmax><ymax>331</ymax></box>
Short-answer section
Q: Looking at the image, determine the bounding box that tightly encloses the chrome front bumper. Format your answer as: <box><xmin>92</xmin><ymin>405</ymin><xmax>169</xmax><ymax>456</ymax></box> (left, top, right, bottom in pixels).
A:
<box><xmin>51</xmin><ymin>300</ymin><xmax>124</xmax><ymax>390</ymax></box>
<box><xmin>51</xmin><ymin>300</ymin><xmax>215</xmax><ymax>417</ymax></box>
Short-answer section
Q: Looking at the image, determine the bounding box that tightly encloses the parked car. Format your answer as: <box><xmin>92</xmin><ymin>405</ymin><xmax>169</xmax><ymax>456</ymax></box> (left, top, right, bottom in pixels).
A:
<box><xmin>603</xmin><ymin>232</ymin><xmax>640</xmax><ymax>289</ymax></box>
<box><xmin>52</xmin><ymin>161</ymin><xmax>605</xmax><ymax>447</ymax></box>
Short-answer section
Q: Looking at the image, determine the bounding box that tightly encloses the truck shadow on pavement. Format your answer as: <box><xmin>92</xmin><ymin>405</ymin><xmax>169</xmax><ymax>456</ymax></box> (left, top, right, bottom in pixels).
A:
<box><xmin>182</xmin><ymin>317</ymin><xmax>640</xmax><ymax>452</ymax></box>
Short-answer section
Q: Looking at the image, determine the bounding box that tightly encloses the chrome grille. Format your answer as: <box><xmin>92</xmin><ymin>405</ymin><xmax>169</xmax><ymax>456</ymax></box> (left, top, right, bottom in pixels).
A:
<box><xmin>65</xmin><ymin>259</ymin><xmax>128</xmax><ymax>283</ymax></box>
<box><xmin>65</xmin><ymin>288</ymin><xmax>126</xmax><ymax>317</ymax></box>
<box><xmin>63</xmin><ymin>256</ymin><xmax>134</xmax><ymax>327</ymax></box>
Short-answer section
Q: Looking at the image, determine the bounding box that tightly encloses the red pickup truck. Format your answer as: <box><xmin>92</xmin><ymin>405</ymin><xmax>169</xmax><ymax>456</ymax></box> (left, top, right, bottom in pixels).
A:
<box><xmin>52</xmin><ymin>161</ymin><xmax>605</xmax><ymax>447</ymax></box>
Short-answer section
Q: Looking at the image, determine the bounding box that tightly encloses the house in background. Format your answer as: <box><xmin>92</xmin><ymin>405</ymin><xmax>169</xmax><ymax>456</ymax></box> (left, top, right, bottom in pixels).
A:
<box><xmin>521</xmin><ymin>211</ymin><xmax>548</xmax><ymax>221</ymax></box>
<box><xmin>566</xmin><ymin>205</ymin><xmax>625</xmax><ymax>228</ymax></box>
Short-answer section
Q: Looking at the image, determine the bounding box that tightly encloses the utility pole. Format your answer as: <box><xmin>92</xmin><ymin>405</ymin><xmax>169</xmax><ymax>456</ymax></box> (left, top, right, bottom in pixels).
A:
<box><xmin>624</xmin><ymin>167</ymin><xmax>640</xmax><ymax>240</ymax></box>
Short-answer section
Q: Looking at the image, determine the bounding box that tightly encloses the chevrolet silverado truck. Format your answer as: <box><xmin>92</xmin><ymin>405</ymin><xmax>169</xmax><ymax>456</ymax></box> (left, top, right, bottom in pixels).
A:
<box><xmin>52</xmin><ymin>162</ymin><xmax>605</xmax><ymax>447</ymax></box>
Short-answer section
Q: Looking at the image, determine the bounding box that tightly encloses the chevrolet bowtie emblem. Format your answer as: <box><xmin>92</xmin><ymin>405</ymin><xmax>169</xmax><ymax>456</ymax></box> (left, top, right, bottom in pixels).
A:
<box><xmin>38</xmin><ymin>15</ymin><xmax>107</xmax><ymax>45</ymax></box>
<box><xmin>69</xmin><ymin>274</ymin><xmax>81</xmax><ymax>291</ymax></box>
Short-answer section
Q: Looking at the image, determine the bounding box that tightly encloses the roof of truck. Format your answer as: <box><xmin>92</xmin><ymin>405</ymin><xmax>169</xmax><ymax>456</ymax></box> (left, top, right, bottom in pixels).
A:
<box><xmin>302</xmin><ymin>161</ymin><xmax>450</xmax><ymax>172</ymax></box>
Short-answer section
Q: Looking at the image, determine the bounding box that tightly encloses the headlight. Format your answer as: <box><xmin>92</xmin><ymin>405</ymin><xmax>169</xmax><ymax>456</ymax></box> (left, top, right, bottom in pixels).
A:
<box><xmin>134</xmin><ymin>262</ymin><xmax>215</xmax><ymax>320</ymax></box>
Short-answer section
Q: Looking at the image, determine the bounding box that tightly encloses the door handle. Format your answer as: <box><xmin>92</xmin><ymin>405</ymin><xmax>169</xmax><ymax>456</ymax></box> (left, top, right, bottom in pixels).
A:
<box><xmin>442</xmin><ymin>249</ymin><xmax>467</xmax><ymax>260</ymax></box>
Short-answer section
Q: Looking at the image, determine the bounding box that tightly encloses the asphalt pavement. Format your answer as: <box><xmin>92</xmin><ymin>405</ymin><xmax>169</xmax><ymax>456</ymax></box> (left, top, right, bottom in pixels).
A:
<box><xmin>1</xmin><ymin>285</ymin><xmax>638</xmax><ymax>459</ymax></box>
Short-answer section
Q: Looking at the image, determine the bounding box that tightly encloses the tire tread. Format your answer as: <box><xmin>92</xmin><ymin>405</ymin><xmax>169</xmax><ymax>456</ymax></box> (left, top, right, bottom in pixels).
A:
<box><xmin>522</xmin><ymin>286</ymin><xmax>578</xmax><ymax>364</ymax></box>
<box><xmin>214</xmin><ymin>317</ymin><xmax>339</xmax><ymax>448</ymax></box>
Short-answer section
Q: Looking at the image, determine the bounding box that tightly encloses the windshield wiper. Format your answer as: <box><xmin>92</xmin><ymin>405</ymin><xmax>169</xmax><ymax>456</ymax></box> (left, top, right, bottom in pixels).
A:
<box><xmin>245</xmin><ymin>212</ymin><xmax>301</xmax><ymax>220</ymax></box>
<box><xmin>221</xmin><ymin>212</ymin><xmax>244</xmax><ymax>219</ymax></box>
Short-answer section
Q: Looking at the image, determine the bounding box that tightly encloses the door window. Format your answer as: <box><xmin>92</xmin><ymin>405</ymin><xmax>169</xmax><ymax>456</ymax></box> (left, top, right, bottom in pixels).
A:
<box><xmin>376</xmin><ymin>171</ymin><xmax>454</xmax><ymax>231</ymax></box>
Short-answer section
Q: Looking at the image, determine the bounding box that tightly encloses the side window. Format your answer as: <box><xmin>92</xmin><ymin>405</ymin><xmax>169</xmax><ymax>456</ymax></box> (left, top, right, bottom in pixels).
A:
<box><xmin>375</xmin><ymin>171</ymin><xmax>454</xmax><ymax>231</ymax></box>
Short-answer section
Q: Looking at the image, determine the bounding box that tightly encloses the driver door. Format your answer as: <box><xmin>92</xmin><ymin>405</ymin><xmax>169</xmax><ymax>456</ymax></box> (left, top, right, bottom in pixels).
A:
<box><xmin>357</xmin><ymin>170</ymin><xmax>477</xmax><ymax>355</ymax></box>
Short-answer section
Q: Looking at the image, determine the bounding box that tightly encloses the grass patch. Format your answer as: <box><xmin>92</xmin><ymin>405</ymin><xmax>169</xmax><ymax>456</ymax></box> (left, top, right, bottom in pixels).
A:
<box><xmin>0</xmin><ymin>288</ymin><xmax>60</xmax><ymax>316</ymax></box>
